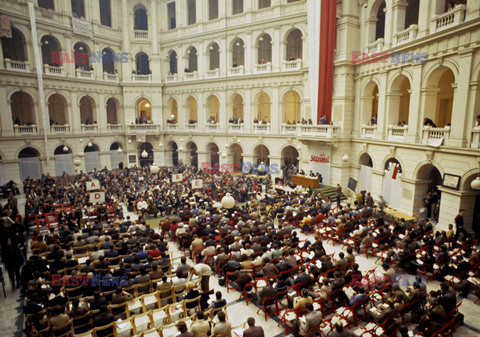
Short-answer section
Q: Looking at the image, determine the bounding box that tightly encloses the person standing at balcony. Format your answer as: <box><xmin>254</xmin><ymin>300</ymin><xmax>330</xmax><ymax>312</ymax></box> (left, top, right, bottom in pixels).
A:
<box><xmin>423</xmin><ymin>117</ymin><xmax>437</xmax><ymax>127</ymax></box>
<box><xmin>448</xmin><ymin>1</ymin><xmax>455</xmax><ymax>11</ymax></box>
<box><xmin>475</xmin><ymin>114</ymin><xmax>480</xmax><ymax>127</ymax></box>
<box><xmin>319</xmin><ymin>115</ymin><xmax>327</xmax><ymax>124</ymax></box>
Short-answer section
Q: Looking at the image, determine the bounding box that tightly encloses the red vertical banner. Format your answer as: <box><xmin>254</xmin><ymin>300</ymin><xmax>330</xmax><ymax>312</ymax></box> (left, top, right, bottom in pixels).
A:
<box><xmin>317</xmin><ymin>0</ymin><xmax>337</xmax><ymax>124</ymax></box>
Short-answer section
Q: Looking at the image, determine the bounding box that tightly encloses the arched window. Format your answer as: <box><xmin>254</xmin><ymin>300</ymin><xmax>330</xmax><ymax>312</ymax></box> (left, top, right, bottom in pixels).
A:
<box><xmin>232</xmin><ymin>0</ymin><xmax>243</xmax><ymax>14</ymax></box>
<box><xmin>41</xmin><ymin>35</ymin><xmax>61</xmax><ymax>66</ymax></box>
<box><xmin>102</xmin><ymin>48</ymin><xmax>115</xmax><ymax>74</ymax></box>
<box><xmin>253</xmin><ymin>144</ymin><xmax>270</xmax><ymax>165</ymax></box>
<box><xmin>134</xmin><ymin>5</ymin><xmax>148</xmax><ymax>30</ymax></box>
<box><xmin>99</xmin><ymin>0</ymin><xmax>111</xmax><ymax>26</ymax></box>
<box><xmin>186</xmin><ymin>96</ymin><xmax>198</xmax><ymax>123</ymax></box>
<box><xmin>426</xmin><ymin>68</ymin><xmax>454</xmax><ymax>127</ymax></box>
<box><xmin>375</xmin><ymin>1</ymin><xmax>386</xmax><ymax>40</ymax></box>
<box><xmin>207</xmin><ymin>95</ymin><xmax>219</xmax><ymax>124</ymax></box>
<box><xmin>135</xmin><ymin>52</ymin><xmax>150</xmax><ymax>74</ymax></box>
<box><xmin>230</xmin><ymin>94</ymin><xmax>244</xmax><ymax>122</ymax></box>
<box><xmin>18</xmin><ymin>147</ymin><xmax>42</xmax><ymax>180</ymax></box>
<box><xmin>71</xmin><ymin>0</ymin><xmax>85</xmax><ymax>18</ymax></box>
<box><xmin>232</xmin><ymin>39</ymin><xmax>245</xmax><ymax>67</ymax></box>
<box><xmin>136</xmin><ymin>99</ymin><xmax>152</xmax><ymax>123</ymax></box>
<box><xmin>187</xmin><ymin>0</ymin><xmax>196</xmax><ymax>25</ymax></box>
<box><xmin>388</xmin><ymin>75</ymin><xmax>411</xmax><ymax>126</ymax></box>
<box><xmin>186</xmin><ymin>47</ymin><xmax>198</xmax><ymax>72</ymax></box>
<box><xmin>404</xmin><ymin>0</ymin><xmax>419</xmax><ymax>28</ymax></box>
<box><xmin>11</xmin><ymin>92</ymin><xmax>35</xmax><ymax>125</ymax></box>
<box><xmin>169</xmin><ymin>51</ymin><xmax>178</xmax><ymax>74</ymax></box>
<box><xmin>106</xmin><ymin>98</ymin><xmax>118</xmax><ymax>124</ymax></box>
<box><xmin>257</xmin><ymin>34</ymin><xmax>272</xmax><ymax>64</ymax></box>
<box><xmin>79</xmin><ymin>96</ymin><xmax>95</xmax><ymax>124</ymax></box>
<box><xmin>372</xmin><ymin>85</ymin><xmax>379</xmax><ymax>121</ymax></box>
<box><xmin>1</xmin><ymin>28</ymin><xmax>27</xmax><ymax>61</ymax></box>
<box><xmin>73</xmin><ymin>42</ymin><xmax>90</xmax><ymax>70</ymax></box>
<box><xmin>38</xmin><ymin>0</ymin><xmax>54</xmax><ymax>10</ymax></box>
<box><xmin>209</xmin><ymin>0</ymin><xmax>218</xmax><ymax>20</ymax></box>
<box><xmin>167</xmin><ymin>99</ymin><xmax>178</xmax><ymax>123</ymax></box>
<box><xmin>256</xmin><ymin>92</ymin><xmax>270</xmax><ymax>123</ymax></box>
<box><xmin>208</xmin><ymin>43</ymin><xmax>220</xmax><ymax>70</ymax></box>
<box><xmin>259</xmin><ymin>0</ymin><xmax>271</xmax><ymax>9</ymax></box>
<box><xmin>48</xmin><ymin>94</ymin><xmax>68</xmax><ymax>125</ymax></box>
<box><xmin>284</xmin><ymin>91</ymin><xmax>301</xmax><ymax>124</ymax></box>
<box><xmin>286</xmin><ymin>29</ymin><xmax>302</xmax><ymax>60</ymax></box>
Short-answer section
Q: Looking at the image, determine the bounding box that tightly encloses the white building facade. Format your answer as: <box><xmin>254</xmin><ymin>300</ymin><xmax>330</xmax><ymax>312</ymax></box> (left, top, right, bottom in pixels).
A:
<box><xmin>0</xmin><ymin>0</ymin><xmax>479</xmax><ymax>234</ymax></box>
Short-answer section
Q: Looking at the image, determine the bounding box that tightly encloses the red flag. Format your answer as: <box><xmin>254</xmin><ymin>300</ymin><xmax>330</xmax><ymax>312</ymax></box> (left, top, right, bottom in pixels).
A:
<box><xmin>392</xmin><ymin>164</ymin><xmax>399</xmax><ymax>180</ymax></box>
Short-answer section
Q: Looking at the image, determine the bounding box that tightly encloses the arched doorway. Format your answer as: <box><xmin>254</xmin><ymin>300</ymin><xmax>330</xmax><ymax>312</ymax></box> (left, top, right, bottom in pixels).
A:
<box><xmin>106</xmin><ymin>98</ymin><xmax>118</xmax><ymax>125</ymax></box>
<box><xmin>284</xmin><ymin>90</ymin><xmax>301</xmax><ymax>124</ymax></box>
<box><xmin>186</xmin><ymin>96</ymin><xmax>198</xmax><ymax>123</ymax></box>
<box><xmin>166</xmin><ymin>141</ymin><xmax>178</xmax><ymax>166</ymax></box>
<box><xmin>167</xmin><ymin>98</ymin><xmax>178</xmax><ymax>123</ymax></box>
<box><xmin>138</xmin><ymin>142</ymin><xmax>153</xmax><ymax>167</ymax></box>
<box><xmin>79</xmin><ymin>96</ymin><xmax>96</xmax><ymax>125</ymax></box>
<box><xmin>84</xmin><ymin>143</ymin><xmax>100</xmax><ymax>172</ymax></box>
<box><xmin>208</xmin><ymin>43</ymin><xmax>220</xmax><ymax>70</ymax></box>
<box><xmin>228</xmin><ymin>143</ymin><xmax>243</xmax><ymax>172</ymax></box>
<box><xmin>41</xmin><ymin>35</ymin><xmax>61</xmax><ymax>66</ymax></box>
<box><xmin>54</xmin><ymin>145</ymin><xmax>73</xmax><ymax>176</ymax></box>
<box><xmin>415</xmin><ymin>163</ymin><xmax>442</xmax><ymax>220</ymax></box>
<box><xmin>424</xmin><ymin>67</ymin><xmax>455</xmax><ymax>128</ymax></box>
<box><xmin>168</xmin><ymin>50</ymin><xmax>177</xmax><ymax>74</ymax></box>
<box><xmin>382</xmin><ymin>158</ymin><xmax>403</xmax><ymax>209</ymax></box>
<box><xmin>230</xmin><ymin>94</ymin><xmax>244</xmax><ymax>123</ymax></box>
<box><xmin>281</xmin><ymin>146</ymin><xmax>299</xmax><ymax>167</ymax></box>
<box><xmin>232</xmin><ymin>38</ymin><xmax>245</xmax><ymax>67</ymax></box>
<box><xmin>285</xmin><ymin>29</ymin><xmax>303</xmax><ymax>61</ymax></box>
<box><xmin>136</xmin><ymin>98</ymin><xmax>151</xmax><ymax>124</ymax></box>
<box><xmin>1</xmin><ymin>28</ymin><xmax>27</xmax><ymax>62</ymax></box>
<box><xmin>73</xmin><ymin>42</ymin><xmax>90</xmax><ymax>70</ymax></box>
<box><xmin>11</xmin><ymin>91</ymin><xmax>35</xmax><ymax>126</ymax></box>
<box><xmin>186</xmin><ymin>46</ymin><xmax>198</xmax><ymax>72</ymax></box>
<box><xmin>134</xmin><ymin>5</ymin><xmax>148</xmax><ymax>30</ymax></box>
<box><xmin>186</xmin><ymin>142</ymin><xmax>198</xmax><ymax>167</ymax></box>
<box><xmin>207</xmin><ymin>95</ymin><xmax>219</xmax><ymax>124</ymax></box>
<box><xmin>388</xmin><ymin>75</ymin><xmax>410</xmax><ymax>127</ymax></box>
<box><xmin>358</xmin><ymin>153</ymin><xmax>373</xmax><ymax>194</ymax></box>
<box><xmin>207</xmin><ymin>143</ymin><xmax>219</xmax><ymax>167</ymax></box>
<box><xmin>255</xmin><ymin>92</ymin><xmax>271</xmax><ymax>124</ymax></box>
<box><xmin>102</xmin><ymin>47</ymin><xmax>116</xmax><ymax>74</ymax></box>
<box><xmin>135</xmin><ymin>52</ymin><xmax>150</xmax><ymax>75</ymax></box>
<box><xmin>257</xmin><ymin>33</ymin><xmax>272</xmax><ymax>64</ymax></box>
<box><xmin>110</xmin><ymin>142</ymin><xmax>124</xmax><ymax>169</ymax></box>
<box><xmin>253</xmin><ymin>144</ymin><xmax>270</xmax><ymax>165</ymax></box>
<box><xmin>361</xmin><ymin>82</ymin><xmax>379</xmax><ymax>126</ymax></box>
<box><xmin>48</xmin><ymin>94</ymin><xmax>68</xmax><ymax>126</ymax></box>
<box><xmin>18</xmin><ymin>147</ymin><xmax>42</xmax><ymax>180</ymax></box>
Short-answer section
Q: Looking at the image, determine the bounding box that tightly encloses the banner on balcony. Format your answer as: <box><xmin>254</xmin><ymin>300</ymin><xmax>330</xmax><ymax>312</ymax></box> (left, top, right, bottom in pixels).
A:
<box><xmin>72</xmin><ymin>17</ymin><xmax>92</xmax><ymax>37</ymax></box>
<box><xmin>0</xmin><ymin>14</ymin><xmax>12</xmax><ymax>38</ymax></box>
<box><xmin>308</xmin><ymin>144</ymin><xmax>331</xmax><ymax>185</ymax></box>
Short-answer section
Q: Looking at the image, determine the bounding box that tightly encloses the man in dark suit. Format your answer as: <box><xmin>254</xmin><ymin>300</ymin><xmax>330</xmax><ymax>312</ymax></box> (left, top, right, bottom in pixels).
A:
<box><xmin>297</xmin><ymin>302</ymin><xmax>322</xmax><ymax>337</ymax></box>
<box><xmin>255</xmin><ymin>279</ymin><xmax>277</xmax><ymax>306</ymax></box>
<box><xmin>243</xmin><ymin>317</ymin><xmax>265</xmax><ymax>337</ymax></box>
<box><xmin>93</xmin><ymin>305</ymin><xmax>114</xmax><ymax>337</ymax></box>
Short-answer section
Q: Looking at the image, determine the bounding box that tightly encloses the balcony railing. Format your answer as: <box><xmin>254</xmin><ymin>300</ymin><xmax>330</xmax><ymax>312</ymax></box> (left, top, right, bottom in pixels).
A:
<box><xmin>166</xmin><ymin>74</ymin><xmax>178</xmax><ymax>82</ymax></box>
<box><xmin>185</xmin><ymin>124</ymin><xmax>198</xmax><ymax>131</ymax></box>
<box><xmin>366</xmin><ymin>38</ymin><xmax>384</xmax><ymax>54</ymax></box>
<box><xmin>206</xmin><ymin>124</ymin><xmax>219</xmax><ymax>132</ymax></box>
<box><xmin>184</xmin><ymin>71</ymin><xmax>198</xmax><ymax>81</ymax></box>
<box><xmin>44</xmin><ymin>64</ymin><xmax>65</xmax><ymax>76</ymax></box>
<box><xmin>300</xmin><ymin>125</ymin><xmax>338</xmax><ymax>138</ymax></box>
<box><xmin>254</xmin><ymin>62</ymin><xmax>271</xmax><ymax>73</ymax></box>
<box><xmin>206</xmin><ymin>69</ymin><xmax>220</xmax><ymax>79</ymax></box>
<box><xmin>166</xmin><ymin>124</ymin><xmax>178</xmax><ymax>131</ymax></box>
<box><xmin>107</xmin><ymin>124</ymin><xmax>122</xmax><ymax>132</ymax></box>
<box><xmin>471</xmin><ymin>128</ymin><xmax>480</xmax><ymax>149</ymax></box>
<box><xmin>394</xmin><ymin>25</ymin><xmax>418</xmax><ymax>46</ymax></box>
<box><xmin>134</xmin><ymin>30</ymin><xmax>148</xmax><ymax>39</ymax></box>
<box><xmin>4</xmin><ymin>59</ymin><xmax>30</xmax><ymax>72</ymax></box>
<box><xmin>228</xmin><ymin>124</ymin><xmax>244</xmax><ymax>133</ymax></box>
<box><xmin>253</xmin><ymin>124</ymin><xmax>271</xmax><ymax>134</ymax></box>
<box><xmin>281</xmin><ymin>124</ymin><xmax>300</xmax><ymax>135</ymax></box>
<box><xmin>283</xmin><ymin>59</ymin><xmax>302</xmax><ymax>71</ymax></box>
<box><xmin>431</xmin><ymin>5</ymin><xmax>465</xmax><ymax>33</ymax></box>
<box><xmin>76</xmin><ymin>69</ymin><xmax>94</xmax><ymax>79</ymax></box>
<box><xmin>81</xmin><ymin>124</ymin><xmax>98</xmax><ymax>132</ymax></box>
<box><xmin>103</xmin><ymin>73</ymin><xmax>119</xmax><ymax>81</ymax></box>
<box><xmin>422</xmin><ymin>126</ymin><xmax>450</xmax><ymax>146</ymax></box>
<box><xmin>132</xmin><ymin>74</ymin><xmax>152</xmax><ymax>82</ymax></box>
<box><xmin>127</xmin><ymin>124</ymin><xmax>160</xmax><ymax>133</ymax></box>
<box><xmin>14</xmin><ymin>124</ymin><xmax>37</xmax><ymax>135</ymax></box>
<box><xmin>50</xmin><ymin>125</ymin><xmax>70</xmax><ymax>134</ymax></box>
<box><xmin>387</xmin><ymin>125</ymin><xmax>408</xmax><ymax>142</ymax></box>
<box><xmin>361</xmin><ymin>125</ymin><xmax>377</xmax><ymax>139</ymax></box>
<box><xmin>229</xmin><ymin>65</ymin><xmax>244</xmax><ymax>76</ymax></box>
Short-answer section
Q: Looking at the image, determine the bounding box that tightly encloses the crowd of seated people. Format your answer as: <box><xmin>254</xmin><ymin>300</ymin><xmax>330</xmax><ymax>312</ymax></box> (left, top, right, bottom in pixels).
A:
<box><xmin>10</xmin><ymin>164</ymin><xmax>479</xmax><ymax>337</ymax></box>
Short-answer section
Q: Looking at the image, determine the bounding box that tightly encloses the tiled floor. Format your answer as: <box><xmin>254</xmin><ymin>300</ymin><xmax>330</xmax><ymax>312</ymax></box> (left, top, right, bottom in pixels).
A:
<box><xmin>3</xmin><ymin>195</ymin><xmax>480</xmax><ymax>336</ymax></box>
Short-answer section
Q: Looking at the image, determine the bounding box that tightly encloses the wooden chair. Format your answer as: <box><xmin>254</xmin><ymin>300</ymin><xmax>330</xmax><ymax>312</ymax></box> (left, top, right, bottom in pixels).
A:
<box><xmin>141</xmin><ymin>291</ymin><xmax>160</xmax><ymax>311</ymax></box>
<box><xmin>113</xmin><ymin>317</ymin><xmax>134</xmax><ymax>337</ymax></box>
<box><xmin>73</xmin><ymin>328</ymin><xmax>94</xmax><ymax>337</ymax></box>
<box><xmin>183</xmin><ymin>296</ymin><xmax>201</xmax><ymax>316</ymax></box>
<box><xmin>72</xmin><ymin>311</ymin><xmax>92</xmax><ymax>334</ymax></box>
<box><xmin>52</xmin><ymin>319</ymin><xmax>73</xmax><ymax>337</ymax></box>
<box><xmin>132</xmin><ymin>312</ymin><xmax>152</xmax><ymax>335</ymax></box>
<box><xmin>108</xmin><ymin>302</ymin><xmax>129</xmax><ymax>320</ymax></box>
<box><xmin>93</xmin><ymin>322</ymin><xmax>115</xmax><ymax>337</ymax></box>
<box><xmin>150</xmin><ymin>306</ymin><xmax>171</xmax><ymax>327</ymax></box>
<box><xmin>139</xmin><ymin>326</ymin><xmax>162</xmax><ymax>337</ymax></box>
